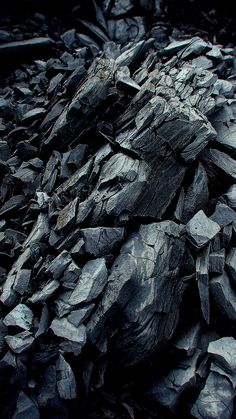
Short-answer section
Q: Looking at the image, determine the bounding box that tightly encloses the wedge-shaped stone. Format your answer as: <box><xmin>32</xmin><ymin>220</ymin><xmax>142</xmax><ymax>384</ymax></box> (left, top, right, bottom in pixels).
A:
<box><xmin>3</xmin><ymin>304</ymin><xmax>33</xmax><ymax>330</ymax></box>
<box><xmin>69</xmin><ymin>258</ymin><xmax>107</xmax><ymax>305</ymax></box>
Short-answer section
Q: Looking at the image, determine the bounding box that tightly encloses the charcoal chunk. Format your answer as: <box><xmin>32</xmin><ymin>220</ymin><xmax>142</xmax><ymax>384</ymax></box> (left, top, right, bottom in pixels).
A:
<box><xmin>147</xmin><ymin>350</ymin><xmax>201</xmax><ymax>412</ymax></box>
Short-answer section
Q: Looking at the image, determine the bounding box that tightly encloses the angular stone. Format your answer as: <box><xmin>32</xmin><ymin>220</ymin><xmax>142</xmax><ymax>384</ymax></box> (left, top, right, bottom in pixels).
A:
<box><xmin>209</xmin><ymin>250</ymin><xmax>225</xmax><ymax>274</ymax></box>
<box><xmin>172</xmin><ymin>322</ymin><xmax>201</xmax><ymax>356</ymax></box>
<box><xmin>226</xmin><ymin>248</ymin><xmax>236</xmax><ymax>282</ymax></box>
<box><xmin>87</xmin><ymin>221</ymin><xmax>186</xmax><ymax>366</ymax></box>
<box><xmin>196</xmin><ymin>245</ymin><xmax>210</xmax><ymax>323</ymax></box>
<box><xmin>210</xmin><ymin>203</ymin><xmax>236</xmax><ymax>228</ymax></box>
<box><xmin>191</xmin><ymin>371</ymin><xmax>235</xmax><ymax>419</ymax></box>
<box><xmin>80</xmin><ymin>227</ymin><xmax>124</xmax><ymax>257</ymax></box>
<box><xmin>28</xmin><ymin>280</ymin><xmax>60</xmax><ymax>304</ymax></box>
<box><xmin>147</xmin><ymin>350</ymin><xmax>201</xmax><ymax>412</ymax></box>
<box><xmin>56</xmin><ymin>198</ymin><xmax>79</xmax><ymax>233</ymax></box>
<box><xmin>210</xmin><ymin>272</ymin><xmax>236</xmax><ymax>321</ymax></box>
<box><xmin>208</xmin><ymin>337</ymin><xmax>236</xmax><ymax>374</ymax></box>
<box><xmin>5</xmin><ymin>331</ymin><xmax>34</xmax><ymax>353</ymax></box>
<box><xmin>3</xmin><ymin>304</ymin><xmax>33</xmax><ymax>330</ymax></box>
<box><xmin>12</xmin><ymin>391</ymin><xmax>40</xmax><ymax>419</ymax></box>
<box><xmin>56</xmin><ymin>354</ymin><xmax>77</xmax><ymax>399</ymax></box>
<box><xmin>50</xmin><ymin>317</ymin><xmax>86</xmax><ymax>345</ymax></box>
<box><xmin>186</xmin><ymin>210</ymin><xmax>220</xmax><ymax>248</ymax></box>
<box><xmin>22</xmin><ymin>107</ymin><xmax>46</xmax><ymax>123</ymax></box>
<box><xmin>225</xmin><ymin>185</ymin><xmax>236</xmax><ymax>208</ymax></box>
<box><xmin>45</xmin><ymin>250</ymin><xmax>72</xmax><ymax>280</ymax></box>
<box><xmin>69</xmin><ymin>258</ymin><xmax>108</xmax><ymax>305</ymax></box>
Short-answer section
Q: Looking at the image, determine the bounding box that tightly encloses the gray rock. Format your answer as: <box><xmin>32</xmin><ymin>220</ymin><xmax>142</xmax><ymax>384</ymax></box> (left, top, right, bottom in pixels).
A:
<box><xmin>210</xmin><ymin>203</ymin><xmax>236</xmax><ymax>228</ymax></box>
<box><xmin>226</xmin><ymin>248</ymin><xmax>236</xmax><ymax>282</ymax></box>
<box><xmin>172</xmin><ymin>322</ymin><xmax>201</xmax><ymax>356</ymax></box>
<box><xmin>28</xmin><ymin>280</ymin><xmax>60</xmax><ymax>304</ymax></box>
<box><xmin>186</xmin><ymin>210</ymin><xmax>220</xmax><ymax>249</ymax></box>
<box><xmin>22</xmin><ymin>107</ymin><xmax>46</xmax><ymax>123</ymax></box>
<box><xmin>87</xmin><ymin>221</ymin><xmax>186</xmax><ymax>366</ymax></box>
<box><xmin>80</xmin><ymin>227</ymin><xmax>124</xmax><ymax>257</ymax></box>
<box><xmin>56</xmin><ymin>198</ymin><xmax>79</xmax><ymax>233</ymax></box>
<box><xmin>209</xmin><ymin>250</ymin><xmax>225</xmax><ymax>274</ymax></box>
<box><xmin>196</xmin><ymin>245</ymin><xmax>210</xmax><ymax>323</ymax></box>
<box><xmin>202</xmin><ymin>148</ymin><xmax>236</xmax><ymax>180</ymax></box>
<box><xmin>45</xmin><ymin>250</ymin><xmax>72</xmax><ymax>280</ymax></box>
<box><xmin>191</xmin><ymin>371</ymin><xmax>235</xmax><ymax>419</ymax></box>
<box><xmin>12</xmin><ymin>391</ymin><xmax>40</xmax><ymax>419</ymax></box>
<box><xmin>61</xmin><ymin>261</ymin><xmax>81</xmax><ymax>289</ymax></box>
<box><xmin>50</xmin><ymin>317</ymin><xmax>86</xmax><ymax>345</ymax></box>
<box><xmin>69</xmin><ymin>258</ymin><xmax>108</xmax><ymax>305</ymax></box>
<box><xmin>147</xmin><ymin>350</ymin><xmax>201</xmax><ymax>412</ymax></box>
<box><xmin>5</xmin><ymin>331</ymin><xmax>34</xmax><ymax>353</ymax></box>
<box><xmin>56</xmin><ymin>354</ymin><xmax>77</xmax><ymax>399</ymax></box>
<box><xmin>67</xmin><ymin>305</ymin><xmax>95</xmax><ymax>327</ymax></box>
<box><xmin>210</xmin><ymin>272</ymin><xmax>236</xmax><ymax>320</ymax></box>
<box><xmin>208</xmin><ymin>337</ymin><xmax>236</xmax><ymax>374</ymax></box>
<box><xmin>225</xmin><ymin>184</ymin><xmax>236</xmax><ymax>208</ymax></box>
<box><xmin>182</xmin><ymin>163</ymin><xmax>209</xmax><ymax>223</ymax></box>
<box><xmin>3</xmin><ymin>304</ymin><xmax>33</xmax><ymax>330</ymax></box>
